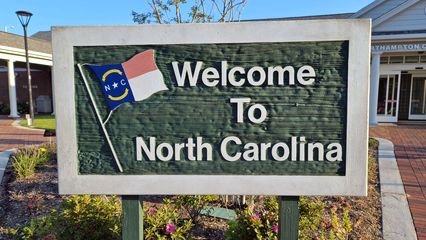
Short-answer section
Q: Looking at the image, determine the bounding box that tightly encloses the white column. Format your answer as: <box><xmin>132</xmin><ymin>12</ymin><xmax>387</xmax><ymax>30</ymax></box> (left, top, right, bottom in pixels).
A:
<box><xmin>369</xmin><ymin>52</ymin><xmax>382</xmax><ymax>125</ymax></box>
<box><xmin>7</xmin><ymin>60</ymin><xmax>19</xmax><ymax>118</ymax></box>
<box><xmin>50</xmin><ymin>66</ymin><xmax>55</xmax><ymax>115</ymax></box>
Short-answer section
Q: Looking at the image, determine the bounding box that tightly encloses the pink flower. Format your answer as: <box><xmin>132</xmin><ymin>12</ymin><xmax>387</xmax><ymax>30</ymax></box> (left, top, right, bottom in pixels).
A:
<box><xmin>273</xmin><ymin>223</ymin><xmax>279</xmax><ymax>234</ymax></box>
<box><xmin>251</xmin><ymin>214</ymin><xmax>260</xmax><ymax>221</ymax></box>
<box><xmin>165</xmin><ymin>223</ymin><xmax>176</xmax><ymax>234</ymax></box>
<box><xmin>147</xmin><ymin>208</ymin><xmax>157</xmax><ymax>216</ymax></box>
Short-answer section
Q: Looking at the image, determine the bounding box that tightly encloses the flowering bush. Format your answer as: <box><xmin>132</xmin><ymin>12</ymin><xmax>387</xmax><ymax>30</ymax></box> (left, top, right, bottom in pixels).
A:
<box><xmin>144</xmin><ymin>199</ymin><xmax>193</xmax><ymax>240</ymax></box>
<box><xmin>226</xmin><ymin>196</ymin><xmax>278</xmax><ymax>240</ymax></box>
<box><xmin>4</xmin><ymin>195</ymin><xmax>121</xmax><ymax>240</ymax></box>
<box><xmin>226</xmin><ymin>196</ymin><xmax>353</xmax><ymax>240</ymax></box>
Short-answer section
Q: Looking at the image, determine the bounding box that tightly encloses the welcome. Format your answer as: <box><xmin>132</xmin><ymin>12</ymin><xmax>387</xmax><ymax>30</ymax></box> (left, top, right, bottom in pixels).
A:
<box><xmin>172</xmin><ymin>61</ymin><xmax>316</xmax><ymax>87</ymax></box>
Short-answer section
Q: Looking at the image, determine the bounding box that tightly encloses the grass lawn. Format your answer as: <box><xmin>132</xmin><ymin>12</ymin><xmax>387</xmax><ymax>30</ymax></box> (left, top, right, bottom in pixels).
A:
<box><xmin>20</xmin><ymin>115</ymin><xmax>56</xmax><ymax>130</ymax></box>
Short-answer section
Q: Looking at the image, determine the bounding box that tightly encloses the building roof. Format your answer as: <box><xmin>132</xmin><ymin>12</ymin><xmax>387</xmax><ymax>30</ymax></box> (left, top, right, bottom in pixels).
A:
<box><xmin>243</xmin><ymin>13</ymin><xmax>354</xmax><ymax>22</ymax></box>
<box><xmin>0</xmin><ymin>31</ymin><xmax>51</xmax><ymax>54</ymax></box>
<box><xmin>31</xmin><ymin>31</ymin><xmax>52</xmax><ymax>41</ymax></box>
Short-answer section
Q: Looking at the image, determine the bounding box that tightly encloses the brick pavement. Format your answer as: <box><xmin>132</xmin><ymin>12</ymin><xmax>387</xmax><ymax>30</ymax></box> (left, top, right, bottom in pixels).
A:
<box><xmin>0</xmin><ymin>115</ymin><xmax>52</xmax><ymax>151</ymax></box>
<box><xmin>370</xmin><ymin>124</ymin><xmax>426</xmax><ymax>240</ymax></box>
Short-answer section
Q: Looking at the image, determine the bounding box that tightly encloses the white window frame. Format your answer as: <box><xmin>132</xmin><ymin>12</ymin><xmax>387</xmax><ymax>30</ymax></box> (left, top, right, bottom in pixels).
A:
<box><xmin>377</xmin><ymin>71</ymin><xmax>401</xmax><ymax>123</ymax></box>
<box><xmin>409</xmin><ymin>74</ymin><xmax>426</xmax><ymax>120</ymax></box>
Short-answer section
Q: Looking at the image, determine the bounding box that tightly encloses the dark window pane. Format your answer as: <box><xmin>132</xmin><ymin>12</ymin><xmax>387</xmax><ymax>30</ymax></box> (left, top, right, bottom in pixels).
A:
<box><xmin>389</xmin><ymin>56</ymin><xmax>403</xmax><ymax>63</ymax></box>
<box><xmin>405</xmin><ymin>56</ymin><xmax>419</xmax><ymax>63</ymax></box>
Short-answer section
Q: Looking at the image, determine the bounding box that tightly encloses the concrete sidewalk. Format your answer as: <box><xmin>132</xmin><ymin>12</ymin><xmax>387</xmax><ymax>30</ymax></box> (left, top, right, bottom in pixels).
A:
<box><xmin>377</xmin><ymin>137</ymin><xmax>417</xmax><ymax>240</ymax></box>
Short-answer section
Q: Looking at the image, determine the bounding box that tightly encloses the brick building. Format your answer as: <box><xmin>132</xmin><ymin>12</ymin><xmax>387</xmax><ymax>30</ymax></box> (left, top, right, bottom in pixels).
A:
<box><xmin>0</xmin><ymin>31</ymin><xmax>53</xmax><ymax>117</ymax></box>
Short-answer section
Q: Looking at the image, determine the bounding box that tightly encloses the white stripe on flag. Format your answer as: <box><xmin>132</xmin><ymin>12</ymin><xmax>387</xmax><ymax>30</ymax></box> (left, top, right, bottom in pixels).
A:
<box><xmin>128</xmin><ymin>70</ymin><xmax>168</xmax><ymax>101</ymax></box>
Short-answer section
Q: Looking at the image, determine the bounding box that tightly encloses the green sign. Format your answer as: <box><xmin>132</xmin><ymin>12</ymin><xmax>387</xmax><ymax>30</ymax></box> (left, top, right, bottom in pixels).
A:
<box><xmin>75</xmin><ymin>41</ymin><xmax>347</xmax><ymax>175</ymax></box>
<box><xmin>54</xmin><ymin>20</ymin><xmax>370</xmax><ymax>195</ymax></box>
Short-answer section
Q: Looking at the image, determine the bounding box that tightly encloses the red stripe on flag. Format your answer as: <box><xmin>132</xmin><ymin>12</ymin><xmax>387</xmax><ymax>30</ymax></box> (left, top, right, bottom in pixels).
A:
<box><xmin>122</xmin><ymin>49</ymin><xmax>158</xmax><ymax>79</ymax></box>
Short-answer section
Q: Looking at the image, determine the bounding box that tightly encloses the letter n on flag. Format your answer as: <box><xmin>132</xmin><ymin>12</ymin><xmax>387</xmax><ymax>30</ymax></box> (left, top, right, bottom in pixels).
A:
<box><xmin>88</xmin><ymin>49</ymin><xmax>168</xmax><ymax>110</ymax></box>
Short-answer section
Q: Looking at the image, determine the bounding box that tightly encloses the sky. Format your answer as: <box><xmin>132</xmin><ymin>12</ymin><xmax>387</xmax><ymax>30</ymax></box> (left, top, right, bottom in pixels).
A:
<box><xmin>1</xmin><ymin>0</ymin><xmax>374</xmax><ymax>36</ymax></box>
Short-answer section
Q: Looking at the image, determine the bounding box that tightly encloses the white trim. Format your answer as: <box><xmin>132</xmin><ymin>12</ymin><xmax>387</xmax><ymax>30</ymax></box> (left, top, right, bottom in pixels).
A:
<box><xmin>370</xmin><ymin>52</ymin><xmax>382</xmax><ymax>125</ymax></box>
<box><xmin>53</xmin><ymin>20</ymin><xmax>371</xmax><ymax>196</ymax></box>
<box><xmin>373</xmin><ymin>0</ymin><xmax>420</xmax><ymax>27</ymax></box>
<box><xmin>396</xmin><ymin>72</ymin><xmax>402</xmax><ymax>121</ymax></box>
<box><xmin>0</xmin><ymin>45</ymin><xmax>52</xmax><ymax>59</ymax></box>
<box><xmin>7</xmin><ymin>60</ymin><xmax>19</xmax><ymax>118</ymax></box>
<box><xmin>0</xmin><ymin>52</ymin><xmax>52</xmax><ymax>66</ymax></box>
<box><xmin>372</xmin><ymin>33</ymin><xmax>426</xmax><ymax>41</ymax></box>
<box><xmin>385</xmin><ymin>75</ymin><xmax>390</xmax><ymax>117</ymax></box>
<box><xmin>351</xmin><ymin>0</ymin><xmax>387</xmax><ymax>18</ymax></box>
<box><xmin>0</xmin><ymin>45</ymin><xmax>52</xmax><ymax>66</ymax></box>
<box><xmin>380</xmin><ymin>63</ymin><xmax>426</xmax><ymax>72</ymax></box>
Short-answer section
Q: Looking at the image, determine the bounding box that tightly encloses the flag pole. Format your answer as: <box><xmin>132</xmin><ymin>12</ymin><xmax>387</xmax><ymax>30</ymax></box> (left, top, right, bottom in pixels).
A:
<box><xmin>77</xmin><ymin>64</ymin><xmax>124</xmax><ymax>172</ymax></box>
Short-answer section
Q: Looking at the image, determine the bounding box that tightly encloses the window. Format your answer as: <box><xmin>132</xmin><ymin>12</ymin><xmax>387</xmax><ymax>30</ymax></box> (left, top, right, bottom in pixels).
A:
<box><xmin>380</xmin><ymin>56</ymin><xmax>389</xmax><ymax>64</ymax></box>
<box><xmin>389</xmin><ymin>56</ymin><xmax>404</xmax><ymax>64</ymax></box>
<box><xmin>380</xmin><ymin>54</ymin><xmax>426</xmax><ymax>64</ymax></box>
<box><xmin>405</xmin><ymin>56</ymin><xmax>420</xmax><ymax>63</ymax></box>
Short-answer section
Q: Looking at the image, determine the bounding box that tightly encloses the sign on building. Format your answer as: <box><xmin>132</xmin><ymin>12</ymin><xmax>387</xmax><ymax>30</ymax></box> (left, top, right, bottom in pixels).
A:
<box><xmin>53</xmin><ymin>20</ymin><xmax>371</xmax><ymax>195</ymax></box>
<box><xmin>372</xmin><ymin>43</ymin><xmax>426</xmax><ymax>53</ymax></box>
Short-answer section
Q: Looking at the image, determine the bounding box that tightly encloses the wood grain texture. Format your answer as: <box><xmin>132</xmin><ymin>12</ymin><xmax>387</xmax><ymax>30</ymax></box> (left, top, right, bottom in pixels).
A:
<box><xmin>279</xmin><ymin>196</ymin><xmax>300</xmax><ymax>240</ymax></box>
<box><xmin>122</xmin><ymin>195</ymin><xmax>143</xmax><ymax>240</ymax></box>
<box><xmin>74</xmin><ymin>41</ymin><xmax>348</xmax><ymax>175</ymax></box>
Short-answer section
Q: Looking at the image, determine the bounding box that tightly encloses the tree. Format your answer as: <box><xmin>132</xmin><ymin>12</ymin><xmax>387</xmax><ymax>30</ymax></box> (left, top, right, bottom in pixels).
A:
<box><xmin>132</xmin><ymin>0</ymin><xmax>248</xmax><ymax>24</ymax></box>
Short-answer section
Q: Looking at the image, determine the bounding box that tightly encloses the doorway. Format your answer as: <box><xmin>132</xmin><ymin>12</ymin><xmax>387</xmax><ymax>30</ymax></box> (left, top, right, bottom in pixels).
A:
<box><xmin>377</xmin><ymin>72</ymin><xmax>401</xmax><ymax>122</ymax></box>
<box><xmin>409</xmin><ymin>75</ymin><xmax>426</xmax><ymax>120</ymax></box>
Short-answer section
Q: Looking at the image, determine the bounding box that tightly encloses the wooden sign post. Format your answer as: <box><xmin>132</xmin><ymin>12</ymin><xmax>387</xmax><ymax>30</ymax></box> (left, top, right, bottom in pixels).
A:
<box><xmin>279</xmin><ymin>197</ymin><xmax>300</xmax><ymax>239</ymax></box>
<box><xmin>122</xmin><ymin>196</ymin><xmax>144</xmax><ymax>240</ymax></box>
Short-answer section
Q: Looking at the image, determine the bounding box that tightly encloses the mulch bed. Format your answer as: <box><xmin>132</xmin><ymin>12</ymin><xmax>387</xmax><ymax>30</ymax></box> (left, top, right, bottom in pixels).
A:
<box><xmin>0</xmin><ymin>161</ymin><xmax>62</xmax><ymax>229</ymax></box>
<box><xmin>0</xmin><ymin>144</ymin><xmax>381</xmax><ymax>239</ymax></box>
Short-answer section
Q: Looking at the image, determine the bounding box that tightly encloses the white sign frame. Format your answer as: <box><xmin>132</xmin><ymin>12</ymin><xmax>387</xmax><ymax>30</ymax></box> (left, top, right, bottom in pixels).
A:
<box><xmin>53</xmin><ymin>19</ymin><xmax>371</xmax><ymax>196</ymax></box>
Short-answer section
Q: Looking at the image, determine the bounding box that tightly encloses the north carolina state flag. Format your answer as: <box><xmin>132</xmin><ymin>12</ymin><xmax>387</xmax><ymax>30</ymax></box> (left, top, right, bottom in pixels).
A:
<box><xmin>88</xmin><ymin>50</ymin><xmax>168</xmax><ymax>110</ymax></box>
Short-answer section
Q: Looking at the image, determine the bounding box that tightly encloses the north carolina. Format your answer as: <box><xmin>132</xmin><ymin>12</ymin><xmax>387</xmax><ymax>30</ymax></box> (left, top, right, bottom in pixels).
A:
<box><xmin>136</xmin><ymin>136</ymin><xmax>342</xmax><ymax>162</ymax></box>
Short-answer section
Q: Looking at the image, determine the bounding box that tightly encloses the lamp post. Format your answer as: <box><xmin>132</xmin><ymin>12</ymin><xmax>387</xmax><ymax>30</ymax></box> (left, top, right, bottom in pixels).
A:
<box><xmin>16</xmin><ymin>10</ymin><xmax>34</xmax><ymax>126</ymax></box>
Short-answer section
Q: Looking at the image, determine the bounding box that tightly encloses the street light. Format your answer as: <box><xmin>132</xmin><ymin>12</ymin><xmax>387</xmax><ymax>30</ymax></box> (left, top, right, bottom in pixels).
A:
<box><xmin>16</xmin><ymin>10</ymin><xmax>34</xmax><ymax>126</ymax></box>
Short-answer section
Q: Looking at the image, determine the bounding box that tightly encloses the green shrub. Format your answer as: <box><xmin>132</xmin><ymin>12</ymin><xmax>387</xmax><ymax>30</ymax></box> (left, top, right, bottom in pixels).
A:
<box><xmin>17</xmin><ymin>103</ymin><xmax>29</xmax><ymax>114</ymax></box>
<box><xmin>226</xmin><ymin>196</ymin><xmax>278</xmax><ymax>240</ymax></box>
<box><xmin>173</xmin><ymin>195</ymin><xmax>219</xmax><ymax>225</ymax></box>
<box><xmin>10</xmin><ymin>195</ymin><xmax>122</xmax><ymax>240</ymax></box>
<box><xmin>0</xmin><ymin>103</ymin><xmax>10</xmax><ymax>114</ymax></box>
<box><xmin>54</xmin><ymin>195</ymin><xmax>121</xmax><ymax>239</ymax></box>
<box><xmin>299</xmin><ymin>197</ymin><xmax>326</xmax><ymax>239</ymax></box>
<box><xmin>39</xmin><ymin>142</ymin><xmax>57</xmax><ymax>163</ymax></box>
<box><xmin>10</xmin><ymin>195</ymin><xmax>192</xmax><ymax>240</ymax></box>
<box><xmin>300</xmin><ymin>198</ymin><xmax>352</xmax><ymax>240</ymax></box>
<box><xmin>144</xmin><ymin>199</ymin><xmax>193</xmax><ymax>240</ymax></box>
<box><xmin>11</xmin><ymin>149</ymin><xmax>37</xmax><ymax>180</ymax></box>
<box><xmin>368</xmin><ymin>138</ymin><xmax>379</xmax><ymax>148</ymax></box>
<box><xmin>226</xmin><ymin>197</ymin><xmax>353</xmax><ymax>240</ymax></box>
<box><xmin>11</xmin><ymin>146</ymin><xmax>51</xmax><ymax>179</ymax></box>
